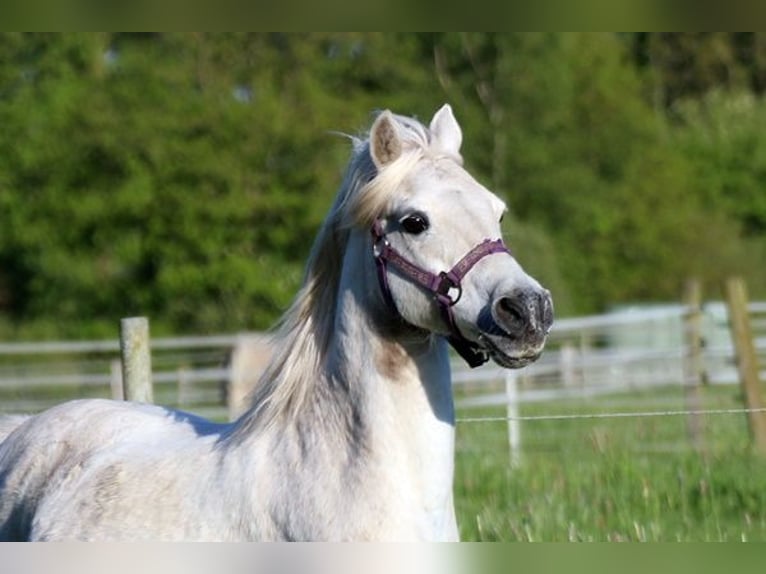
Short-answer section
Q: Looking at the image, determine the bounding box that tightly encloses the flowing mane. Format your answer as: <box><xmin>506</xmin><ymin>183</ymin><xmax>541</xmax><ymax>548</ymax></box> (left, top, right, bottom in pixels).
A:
<box><xmin>227</xmin><ymin>113</ymin><xmax>434</xmax><ymax>439</ymax></box>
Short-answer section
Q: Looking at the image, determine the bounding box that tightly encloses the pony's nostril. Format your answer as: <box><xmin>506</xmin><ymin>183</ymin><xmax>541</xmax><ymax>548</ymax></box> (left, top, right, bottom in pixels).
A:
<box><xmin>495</xmin><ymin>297</ymin><xmax>527</xmax><ymax>333</ymax></box>
<box><xmin>493</xmin><ymin>290</ymin><xmax>554</xmax><ymax>337</ymax></box>
<box><xmin>500</xmin><ymin>298</ymin><xmax>521</xmax><ymax>320</ymax></box>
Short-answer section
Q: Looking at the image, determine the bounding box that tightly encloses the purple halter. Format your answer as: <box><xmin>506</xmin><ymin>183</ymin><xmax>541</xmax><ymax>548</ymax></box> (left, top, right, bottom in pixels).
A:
<box><xmin>371</xmin><ymin>219</ymin><xmax>510</xmax><ymax>367</ymax></box>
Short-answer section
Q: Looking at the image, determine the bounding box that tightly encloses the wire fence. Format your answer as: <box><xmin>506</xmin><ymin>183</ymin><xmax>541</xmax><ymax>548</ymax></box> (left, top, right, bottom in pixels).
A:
<box><xmin>1</xmin><ymin>296</ymin><xmax>765</xmax><ymax>458</ymax></box>
<box><xmin>448</xmin><ymin>291</ymin><xmax>766</xmax><ymax>459</ymax></box>
<box><xmin>457</xmin><ymin>407</ymin><xmax>766</xmax><ymax>424</ymax></box>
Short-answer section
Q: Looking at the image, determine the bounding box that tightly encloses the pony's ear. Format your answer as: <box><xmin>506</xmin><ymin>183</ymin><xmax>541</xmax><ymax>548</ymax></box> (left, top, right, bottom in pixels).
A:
<box><xmin>369</xmin><ymin>110</ymin><xmax>402</xmax><ymax>169</ymax></box>
<box><xmin>429</xmin><ymin>104</ymin><xmax>462</xmax><ymax>158</ymax></box>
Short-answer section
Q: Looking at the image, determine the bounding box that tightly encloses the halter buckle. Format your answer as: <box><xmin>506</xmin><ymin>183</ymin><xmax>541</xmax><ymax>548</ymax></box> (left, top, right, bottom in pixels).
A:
<box><xmin>436</xmin><ymin>271</ymin><xmax>462</xmax><ymax>306</ymax></box>
<box><xmin>372</xmin><ymin>235</ymin><xmax>389</xmax><ymax>259</ymax></box>
<box><xmin>371</xmin><ymin>221</ymin><xmax>387</xmax><ymax>256</ymax></box>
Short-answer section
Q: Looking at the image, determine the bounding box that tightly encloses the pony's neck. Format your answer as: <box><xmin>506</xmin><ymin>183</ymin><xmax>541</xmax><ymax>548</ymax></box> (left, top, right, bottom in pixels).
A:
<box><xmin>329</xmin><ymin>245</ymin><xmax>455</xmax><ymax>431</ymax></box>
<box><xmin>321</xmin><ymin>234</ymin><xmax>458</xmax><ymax>539</ymax></box>
<box><xmin>226</xmin><ymin>231</ymin><xmax>458</xmax><ymax>540</ymax></box>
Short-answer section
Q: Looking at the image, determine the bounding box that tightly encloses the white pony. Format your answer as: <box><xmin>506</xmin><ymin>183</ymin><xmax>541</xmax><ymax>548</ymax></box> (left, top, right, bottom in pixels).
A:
<box><xmin>0</xmin><ymin>105</ymin><xmax>552</xmax><ymax>541</ymax></box>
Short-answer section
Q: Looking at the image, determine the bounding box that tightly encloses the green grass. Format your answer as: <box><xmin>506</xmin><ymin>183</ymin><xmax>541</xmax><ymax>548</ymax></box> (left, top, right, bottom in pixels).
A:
<box><xmin>5</xmin><ymin>364</ymin><xmax>765</xmax><ymax>541</ymax></box>
<box><xmin>454</xmin><ymin>384</ymin><xmax>766</xmax><ymax>541</ymax></box>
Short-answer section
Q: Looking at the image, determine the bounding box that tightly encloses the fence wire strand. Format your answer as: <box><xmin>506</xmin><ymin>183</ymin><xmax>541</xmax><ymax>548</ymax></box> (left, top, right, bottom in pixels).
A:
<box><xmin>457</xmin><ymin>407</ymin><xmax>766</xmax><ymax>424</ymax></box>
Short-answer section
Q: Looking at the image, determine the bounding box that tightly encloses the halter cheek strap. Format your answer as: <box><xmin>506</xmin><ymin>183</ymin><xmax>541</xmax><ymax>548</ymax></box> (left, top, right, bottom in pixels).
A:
<box><xmin>371</xmin><ymin>220</ymin><xmax>510</xmax><ymax>368</ymax></box>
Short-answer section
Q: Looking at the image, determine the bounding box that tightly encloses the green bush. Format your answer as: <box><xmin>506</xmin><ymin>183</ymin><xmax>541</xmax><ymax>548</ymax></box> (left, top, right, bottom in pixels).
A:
<box><xmin>1</xmin><ymin>34</ymin><xmax>766</xmax><ymax>337</ymax></box>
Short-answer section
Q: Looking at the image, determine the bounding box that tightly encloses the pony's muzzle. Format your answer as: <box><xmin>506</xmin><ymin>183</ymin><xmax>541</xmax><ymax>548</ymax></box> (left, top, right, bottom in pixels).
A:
<box><xmin>492</xmin><ymin>288</ymin><xmax>554</xmax><ymax>345</ymax></box>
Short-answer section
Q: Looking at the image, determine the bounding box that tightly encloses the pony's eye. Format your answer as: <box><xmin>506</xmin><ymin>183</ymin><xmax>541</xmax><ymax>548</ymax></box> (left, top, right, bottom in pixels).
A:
<box><xmin>400</xmin><ymin>213</ymin><xmax>430</xmax><ymax>235</ymax></box>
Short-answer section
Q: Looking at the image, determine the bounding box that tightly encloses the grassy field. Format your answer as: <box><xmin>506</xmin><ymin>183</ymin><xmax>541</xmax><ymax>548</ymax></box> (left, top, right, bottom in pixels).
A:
<box><xmin>454</xmin><ymin>383</ymin><xmax>766</xmax><ymax>541</ymax></box>
<box><xmin>5</xmin><ymin>357</ymin><xmax>766</xmax><ymax>542</ymax></box>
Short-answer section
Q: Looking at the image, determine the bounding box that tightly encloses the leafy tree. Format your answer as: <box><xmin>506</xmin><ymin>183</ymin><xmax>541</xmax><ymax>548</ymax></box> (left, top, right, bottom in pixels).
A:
<box><xmin>0</xmin><ymin>33</ymin><xmax>442</xmax><ymax>337</ymax></box>
<box><xmin>2</xmin><ymin>33</ymin><xmax>766</xmax><ymax>337</ymax></box>
<box><xmin>425</xmin><ymin>33</ymin><xmax>766</xmax><ymax>311</ymax></box>
<box><xmin>673</xmin><ymin>90</ymin><xmax>766</xmax><ymax>235</ymax></box>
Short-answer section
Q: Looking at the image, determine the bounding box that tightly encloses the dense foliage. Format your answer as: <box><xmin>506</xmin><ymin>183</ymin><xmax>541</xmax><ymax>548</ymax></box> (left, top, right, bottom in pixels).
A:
<box><xmin>1</xmin><ymin>33</ymin><xmax>765</xmax><ymax>338</ymax></box>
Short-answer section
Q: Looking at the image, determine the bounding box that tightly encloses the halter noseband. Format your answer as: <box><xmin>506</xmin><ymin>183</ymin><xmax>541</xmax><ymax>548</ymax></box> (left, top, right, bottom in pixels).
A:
<box><xmin>371</xmin><ymin>219</ymin><xmax>510</xmax><ymax>368</ymax></box>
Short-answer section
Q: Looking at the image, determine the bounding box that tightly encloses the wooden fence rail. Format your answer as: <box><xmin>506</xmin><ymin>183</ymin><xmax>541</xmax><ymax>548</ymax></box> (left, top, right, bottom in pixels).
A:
<box><xmin>1</xmin><ymin>284</ymin><xmax>765</xmax><ymax>461</ymax></box>
<box><xmin>0</xmin><ymin>332</ymin><xmax>257</xmax><ymax>420</ymax></box>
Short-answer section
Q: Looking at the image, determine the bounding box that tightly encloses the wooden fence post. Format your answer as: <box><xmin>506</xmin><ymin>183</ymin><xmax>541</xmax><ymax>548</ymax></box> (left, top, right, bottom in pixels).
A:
<box><xmin>228</xmin><ymin>335</ymin><xmax>272</xmax><ymax>420</ymax></box>
<box><xmin>177</xmin><ymin>365</ymin><xmax>190</xmax><ymax>408</ymax></box>
<box><xmin>560</xmin><ymin>343</ymin><xmax>576</xmax><ymax>388</ymax></box>
<box><xmin>505</xmin><ymin>370</ymin><xmax>521</xmax><ymax>468</ymax></box>
<box><xmin>724</xmin><ymin>278</ymin><xmax>766</xmax><ymax>456</ymax></box>
<box><xmin>119</xmin><ymin>317</ymin><xmax>153</xmax><ymax>404</ymax></box>
<box><xmin>682</xmin><ymin>279</ymin><xmax>707</xmax><ymax>455</ymax></box>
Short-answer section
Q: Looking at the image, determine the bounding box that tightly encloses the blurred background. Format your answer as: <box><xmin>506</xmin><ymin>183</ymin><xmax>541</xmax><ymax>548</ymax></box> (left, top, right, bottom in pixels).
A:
<box><xmin>2</xmin><ymin>32</ymin><xmax>766</xmax><ymax>339</ymax></box>
<box><xmin>4</xmin><ymin>33</ymin><xmax>766</xmax><ymax>541</ymax></box>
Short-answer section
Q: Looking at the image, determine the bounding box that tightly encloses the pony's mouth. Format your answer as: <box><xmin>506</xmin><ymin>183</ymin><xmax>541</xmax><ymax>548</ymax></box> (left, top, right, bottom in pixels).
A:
<box><xmin>473</xmin><ymin>304</ymin><xmax>550</xmax><ymax>369</ymax></box>
<box><xmin>477</xmin><ymin>333</ymin><xmax>542</xmax><ymax>369</ymax></box>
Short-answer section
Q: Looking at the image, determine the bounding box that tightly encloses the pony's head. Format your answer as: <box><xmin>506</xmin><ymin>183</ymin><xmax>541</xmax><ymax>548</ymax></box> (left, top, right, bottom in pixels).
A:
<box><xmin>234</xmin><ymin>104</ymin><xmax>554</xmax><ymax>437</ymax></box>
<box><xmin>340</xmin><ymin>104</ymin><xmax>553</xmax><ymax>368</ymax></box>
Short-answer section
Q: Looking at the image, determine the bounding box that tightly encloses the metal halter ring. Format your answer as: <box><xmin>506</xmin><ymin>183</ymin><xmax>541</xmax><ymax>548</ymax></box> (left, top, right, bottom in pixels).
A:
<box><xmin>435</xmin><ymin>271</ymin><xmax>462</xmax><ymax>306</ymax></box>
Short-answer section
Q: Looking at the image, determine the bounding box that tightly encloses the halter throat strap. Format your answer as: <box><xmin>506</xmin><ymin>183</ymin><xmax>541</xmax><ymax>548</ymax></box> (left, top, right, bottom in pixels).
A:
<box><xmin>371</xmin><ymin>220</ymin><xmax>510</xmax><ymax>368</ymax></box>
